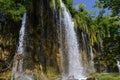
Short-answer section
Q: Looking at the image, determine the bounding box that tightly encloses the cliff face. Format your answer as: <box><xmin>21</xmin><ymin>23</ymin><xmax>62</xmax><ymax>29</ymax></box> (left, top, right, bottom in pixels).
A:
<box><xmin>24</xmin><ymin>0</ymin><xmax>61</xmax><ymax>73</ymax></box>
<box><xmin>0</xmin><ymin>0</ymin><xmax>61</xmax><ymax>77</ymax></box>
<box><xmin>0</xmin><ymin>0</ymin><xmax>94</xmax><ymax>79</ymax></box>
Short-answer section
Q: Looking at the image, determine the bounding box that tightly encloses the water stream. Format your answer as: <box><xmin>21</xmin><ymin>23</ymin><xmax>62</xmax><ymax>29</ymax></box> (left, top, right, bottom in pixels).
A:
<box><xmin>60</xmin><ymin>0</ymin><xmax>86</xmax><ymax>80</ymax></box>
<box><xmin>90</xmin><ymin>45</ymin><xmax>95</xmax><ymax>72</ymax></box>
<box><xmin>11</xmin><ymin>13</ymin><xmax>27</xmax><ymax>80</ymax></box>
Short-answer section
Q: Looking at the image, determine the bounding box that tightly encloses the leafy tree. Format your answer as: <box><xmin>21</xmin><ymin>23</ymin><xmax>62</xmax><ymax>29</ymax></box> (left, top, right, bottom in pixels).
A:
<box><xmin>0</xmin><ymin>0</ymin><xmax>27</xmax><ymax>21</ymax></box>
<box><xmin>98</xmin><ymin>0</ymin><xmax>120</xmax><ymax>16</ymax></box>
<box><xmin>74</xmin><ymin>4</ymin><xmax>90</xmax><ymax>31</ymax></box>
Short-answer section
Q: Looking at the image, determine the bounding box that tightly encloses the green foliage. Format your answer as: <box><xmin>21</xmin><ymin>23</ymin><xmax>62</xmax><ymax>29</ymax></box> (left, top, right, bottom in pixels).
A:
<box><xmin>99</xmin><ymin>74</ymin><xmax>120</xmax><ymax>80</ymax></box>
<box><xmin>93</xmin><ymin>14</ymin><xmax>120</xmax><ymax>71</ymax></box>
<box><xmin>98</xmin><ymin>0</ymin><xmax>120</xmax><ymax>16</ymax></box>
<box><xmin>0</xmin><ymin>0</ymin><xmax>120</xmax><ymax>75</ymax></box>
<box><xmin>50</xmin><ymin>0</ymin><xmax>58</xmax><ymax>9</ymax></box>
<box><xmin>94</xmin><ymin>0</ymin><xmax>103</xmax><ymax>8</ymax></box>
<box><xmin>71</xmin><ymin>0</ymin><xmax>120</xmax><ymax>72</ymax></box>
<box><xmin>73</xmin><ymin>4</ymin><xmax>89</xmax><ymax>31</ymax></box>
<box><xmin>56</xmin><ymin>0</ymin><xmax>61</xmax><ymax>8</ymax></box>
<box><xmin>50</xmin><ymin>0</ymin><xmax>55</xmax><ymax>9</ymax></box>
<box><xmin>62</xmin><ymin>0</ymin><xmax>73</xmax><ymax>11</ymax></box>
<box><xmin>0</xmin><ymin>0</ymin><xmax>26</xmax><ymax>21</ymax></box>
<box><xmin>90</xmin><ymin>73</ymin><xmax>120</xmax><ymax>80</ymax></box>
<box><xmin>78</xmin><ymin>4</ymin><xmax>86</xmax><ymax>12</ymax></box>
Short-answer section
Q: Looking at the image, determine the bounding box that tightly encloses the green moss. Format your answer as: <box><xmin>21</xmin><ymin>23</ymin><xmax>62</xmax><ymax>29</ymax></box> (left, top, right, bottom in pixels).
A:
<box><xmin>56</xmin><ymin>0</ymin><xmax>60</xmax><ymax>8</ymax></box>
<box><xmin>90</xmin><ymin>73</ymin><xmax>120</xmax><ymax>80</ymax></box>
<box><xmin>49</xmin><ymin>0</ymin><xmax>61</xmax><ymax>9</ymax></box>
<box><xmin>50</xmin><ymin>0</ymin><xmax>55</xmax><ymax>9</ymax></box>
<box><xmin>99</xmin><ymin>75</ymin><xmax>120</xmax><ymax>80</ymax></box>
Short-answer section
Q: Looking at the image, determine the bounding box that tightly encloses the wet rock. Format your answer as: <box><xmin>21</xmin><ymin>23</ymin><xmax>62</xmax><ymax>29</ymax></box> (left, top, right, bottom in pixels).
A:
<box><xmin>86</xmin><ymin>77</ymin><xmax>97</xmax><ymax>80</ymax></box>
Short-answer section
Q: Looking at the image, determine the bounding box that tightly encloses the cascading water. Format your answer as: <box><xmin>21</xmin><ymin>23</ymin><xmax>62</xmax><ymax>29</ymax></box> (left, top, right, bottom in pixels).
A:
<box><xmin>60</xmin><ymin>0</ymin><xmax>86</xmax><ymax>80</ymax></box>
<box><xmin>117</xmin><ymin>61</ymin><xmax>120</xmax><ymax>75</ymax></box>
<box><xmin>90</xmin><ymin>46</ymin><xmax>95</xmax><ymax>72</ymax></box>
<box><xmin>81</xmin><ymin>32</ymin><xmax>87</xmax><ymax>52</ymax></box>
<box><xmin>17</xmin><ymin>13</ymin><xmax>26</xmax><ymax>54</ymax></box>
<box><xmin>11</xmin><ymin>13</ymin><xmax>26</xmax><ymax>80</ymax></box>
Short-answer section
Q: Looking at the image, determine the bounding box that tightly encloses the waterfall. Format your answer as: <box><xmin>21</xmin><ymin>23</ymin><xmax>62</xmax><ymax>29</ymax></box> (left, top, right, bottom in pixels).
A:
<box><xmin>117</xmin><ymin>61</ymin><xmax>120</xmax><ymax>75</ymax></box>
<box><xmin>17</xmin><ymin>13</ymin><xmax>26</xmax><ymax>54</ymax></box>
<box><xmin>11</xmin><ymin>13</ymin><xmax>26</xmax><ymax>80</ymax></box>
<box><xmin>81</xmin><ymin>32</ymin><xmax>87</xmax><ymax>52</ymax></box>
<box><xmin>90</xmin><ymin>45</ymin><xmax>95</xmax><ymax>72</ymax></box>
<box><xmin>60</xmin><ymin>0</ymin><xmax>86</xmax><ymax>80</ymax></box>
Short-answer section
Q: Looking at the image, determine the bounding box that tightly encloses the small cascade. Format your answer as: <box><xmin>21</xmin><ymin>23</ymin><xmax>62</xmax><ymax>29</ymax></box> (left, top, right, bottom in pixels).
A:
<box><xmin>60</xmin><ymin>0</ymin><xmax>86</xmax><ymax>80</ymax></box>
<box><xmin>117</xmin><ymin>61</ymin><xmax>120</xmax><ymax>75</ymax></box>
<box><xmin>11</xmin><ymin>13</ymin><xmax>27</xmax><ymax>80</ymax></box>
<box><xmin>81</xmin><ymin>32</ymin><xmax>87</xmax><ymax>51</ymax></box>
<box><xmin>17</xmin><ymin>13</ymin><xmax>26</xmax><ymax>54</ymax></box>
<box><xmin>90</xmin><ymin>46</ymin><xmax>95</xmax><ymax>72</ymax></box>
<box><xmin>81</xmin><ymin>32</ymin><xmax>87</xmax><ymax>52</ymax></box>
